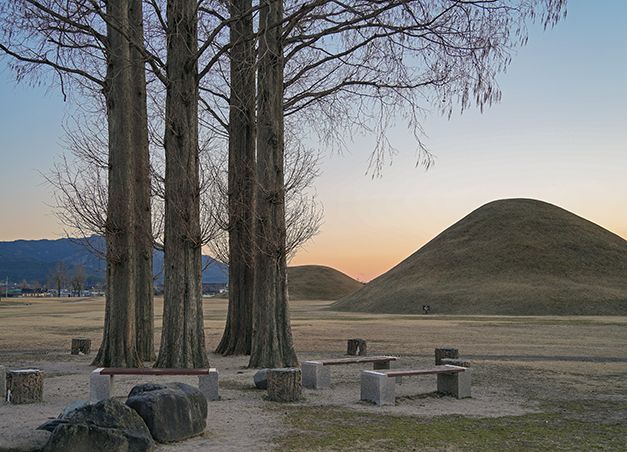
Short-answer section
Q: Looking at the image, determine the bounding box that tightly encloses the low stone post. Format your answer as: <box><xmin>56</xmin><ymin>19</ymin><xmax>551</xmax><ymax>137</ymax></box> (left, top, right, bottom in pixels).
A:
<box><xmin>267</xmin><ymin>368</ymin><xmax>302</xmax><ymax>402</ymax></box>
<box><xmin>347</xmin><ymin>338</ymin><xmax>367</xmax><ymax>356</ymax></box>
<box><xmin>435</xmin><ymin>347</ymin><xmax>459</xmax><ymax>365</ymax></box>
<box><xmin>6</xmin><ymin>369</ymin><xmax>44</xmax><ymax>404</ymax></box>
<box><xmin>71</xmin><ymin>337</ymin><xmax>92</xmax><ymax>355</ymax></box>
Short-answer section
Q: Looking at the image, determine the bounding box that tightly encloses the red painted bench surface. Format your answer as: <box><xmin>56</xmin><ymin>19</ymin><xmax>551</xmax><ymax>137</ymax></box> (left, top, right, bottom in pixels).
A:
<box><xmin>381</xmin><ymin>365</ymin><xmax>466</xmax><ymax>378</ymax></box>
<box><xmin>99</xmin><ymin>368</ymin><xmax>210</xmax><ymax>376</ymax></box>
<box><xmin>321</xmin><ymin>356</ymin><xmax>399</xmax><ymax>366</ymax></box>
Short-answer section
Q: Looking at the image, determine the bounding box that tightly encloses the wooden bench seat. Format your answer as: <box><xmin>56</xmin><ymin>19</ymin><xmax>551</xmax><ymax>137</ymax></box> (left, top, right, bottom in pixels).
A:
<box><xmin>302</xmin><ymin>356</ymin><xmax>401</xmax><ymax>389</ymax></box>
<box><xmin>361</xmin><ymin>364</ymin><xmax>470</xmax><ymax>405</ymax></box>
<box><xmin>89</xmin><ymin>367</ymin><xmax>218</xmax><ymax>403</ymax></box>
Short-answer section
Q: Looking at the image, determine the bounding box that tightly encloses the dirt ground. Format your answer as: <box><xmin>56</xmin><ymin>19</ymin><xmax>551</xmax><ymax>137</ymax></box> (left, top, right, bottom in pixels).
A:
<box><xmin>1</xmin><ymin>296</ymin><xmax>626</xmax><ymax>451</ymax></box>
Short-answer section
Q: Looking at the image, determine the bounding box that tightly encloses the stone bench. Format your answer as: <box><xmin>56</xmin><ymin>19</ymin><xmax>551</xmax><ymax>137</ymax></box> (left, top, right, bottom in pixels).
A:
<box><xmin>90</xmin><ymin>367</ymin><xmax>218</xmax><ymax>403</ymax></box>
<box><xmin>302</xmin><ymin>356</ymin><xmax>401</xmax><ymax>389</ymax></box>
<box><xmin>361</xmin><ymin>364</ymin><xmax>471</xmax><ymax>405</ymax></box>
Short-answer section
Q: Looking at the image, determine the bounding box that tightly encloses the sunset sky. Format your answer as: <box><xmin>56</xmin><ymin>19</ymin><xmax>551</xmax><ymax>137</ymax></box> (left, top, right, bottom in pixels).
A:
<box><xmin>1</xmin><ymin>1</ymin><xmax>626</xmax><ymax>282</ymax></box>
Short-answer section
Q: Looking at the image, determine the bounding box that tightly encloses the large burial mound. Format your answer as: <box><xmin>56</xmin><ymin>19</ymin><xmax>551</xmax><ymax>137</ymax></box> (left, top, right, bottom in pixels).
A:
<box><xmin>331</xmin><ymin>198</ymin><xmax>627</xmax><ymax>316</ymax></box>
<box><xmin>288</xmin><ymin>265</ymin><xmax>363</xmax><ymax>300</ymax></box>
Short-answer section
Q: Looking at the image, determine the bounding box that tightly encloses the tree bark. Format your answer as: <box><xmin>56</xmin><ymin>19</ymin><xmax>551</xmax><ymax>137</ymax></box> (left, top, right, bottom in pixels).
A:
<box><xmin>129</xmin><ymin>0</ymin><xmax>155</xmax><ymax>362</ymax></box>
<box><xmin>156</xmin><ymin>0</ymin><xmax>209</xmax><ymax>368</ymax></box>
<box><xmin>267</xmin><ymin>368</ymin><xmax>302</xmax><ymax>402</ymax></box>
<box><xmin>93</xmin><ymin>0</ymin><xmax>141</xmax><ymax>368</ymax></box>
<box><xmin>249</xmin><ymin>0</ymin><xmax>298</xmax><ymax>369</ymax></box>
<box><xmin>215</xmin><ymin>0</ymin><xmax>256</xmax><ymax>356</ymax></box>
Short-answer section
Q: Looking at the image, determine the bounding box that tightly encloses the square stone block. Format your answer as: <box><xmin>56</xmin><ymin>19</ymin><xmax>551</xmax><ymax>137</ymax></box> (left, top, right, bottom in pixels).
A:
<box><xmin>6</xmin><ymin>369</ymin><xmax>44</xmax><ymax>404</ymax></box>
<box><xmin>302</xmin><ymin>361</ymin><xmax>331</xmax><ymax>389</ymax></box>
<box><xmin>437</xmin><ymin>369</ymin><xmax>471</xmax><ymax>398</ymax></box>
<box><xmin>360</xmin><ymin>371</ymin><xmax>395</xmax><ymax>406</ymax></box>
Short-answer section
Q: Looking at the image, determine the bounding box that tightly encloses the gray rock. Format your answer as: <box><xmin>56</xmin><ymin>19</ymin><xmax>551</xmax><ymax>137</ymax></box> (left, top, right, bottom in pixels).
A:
<box><xmin>0</xmin><ymin>428</ymin><xmax>51</xmax><ymax>452</ymax></box>
<box><xmin>36</xmin><ymin>419</ymin><xmax>69</xmax><ymax>432</ymax></box>
<box><xmin>43</xmin><ymin>424</ymin><xmax>130</xmax><ymax>452</ymax></box>
<box><xmin>126</xmin><ymin>382</ymin><xmax>207</xmax><ymax>442</ymax></box>
<box><xmin>59</xmin><ymin>400</ymin><xmax>90</xmax><ymax>419</ymax></box>
<box><xmin>254</xmin><ymin>369</ymin><xmax>269</xmax><ymax>389</ymax></box>
<box><xmin>42</xmin><ymin>398</ymin><xmax>155</xmax><ymax>452</ymax></box>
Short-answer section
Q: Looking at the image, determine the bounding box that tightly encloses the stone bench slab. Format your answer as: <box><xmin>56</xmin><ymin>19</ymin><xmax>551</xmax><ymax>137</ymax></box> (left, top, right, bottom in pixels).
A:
<box><xmin>361</xmin><ymin>365</ymin><xmax>471</xmax><ymax>405</ymax></box>
<box><xmin>90</xmin><ymin>367</ymin><xmax>218</xmax><ymax>403</ymax></box>
<box><xmin>302</xmin><ymin>356</ymin><xmax>401</xmax><ymax>389</ymax></box>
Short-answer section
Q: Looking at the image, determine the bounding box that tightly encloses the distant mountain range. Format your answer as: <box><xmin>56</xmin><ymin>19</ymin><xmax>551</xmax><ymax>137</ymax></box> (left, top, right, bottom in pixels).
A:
<box><xmin>0</xmin><ymin>236</ymin><xmax>228</xmax><ymax>287</ymax></box>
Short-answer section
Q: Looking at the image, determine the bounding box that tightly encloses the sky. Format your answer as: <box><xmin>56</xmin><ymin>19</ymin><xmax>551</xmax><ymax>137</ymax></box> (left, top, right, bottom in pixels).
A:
<box><xmin>1</xmin><ymin>1</ymin><xmax>626</xmax><ymax>283</ymax></box>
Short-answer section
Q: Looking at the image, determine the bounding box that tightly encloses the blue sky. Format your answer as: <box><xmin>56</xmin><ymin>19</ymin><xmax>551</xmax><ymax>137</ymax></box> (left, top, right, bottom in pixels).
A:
<box><xmin>1</xmin><ymin>1</ymin><xmax>626</xmax><ymax>282</ymax></box>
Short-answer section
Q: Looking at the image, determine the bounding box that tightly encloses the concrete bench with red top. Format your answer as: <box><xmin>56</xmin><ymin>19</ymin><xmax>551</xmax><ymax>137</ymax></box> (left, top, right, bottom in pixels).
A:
<box><xmin>302</xmin><ymin>356</ymin><xmax>401</xmax><ymax>389</ymax></box>
<box><xmin>89</xmin><ymin>367</ymin><xmax>218</xmax><ymax>403</ymax></box>
<box><xmin>361</xmin><ymin>364</ymin><xmax>471</xmax><ymax>405</ymax></box>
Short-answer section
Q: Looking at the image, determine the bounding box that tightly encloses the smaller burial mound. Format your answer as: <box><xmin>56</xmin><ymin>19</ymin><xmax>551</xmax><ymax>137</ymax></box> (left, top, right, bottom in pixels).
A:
<box><xmin>288</xmin><ymin>265</ymin><xmax>363</xmax><ymax>301</ymax></box>
<box><xmin>330</xmin><ymin>198</ymin><xmax>627</xmax><ymax>316</ymax></box>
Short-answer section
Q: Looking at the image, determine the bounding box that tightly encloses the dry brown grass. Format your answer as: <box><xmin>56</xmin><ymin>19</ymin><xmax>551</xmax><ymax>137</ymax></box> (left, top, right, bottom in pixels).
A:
<box><xmin>2</xmin><ymin>296</ymin><xmax>626</xmax><ymax>451</ymax></box>
<box><xmin>2</xmin><ymin>295</ymin><xmax>626</xmax><ymax>365</ymax></box>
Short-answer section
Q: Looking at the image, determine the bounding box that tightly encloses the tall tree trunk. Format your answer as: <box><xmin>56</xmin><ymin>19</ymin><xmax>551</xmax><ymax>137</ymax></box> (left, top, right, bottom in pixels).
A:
<box><xmin>216</xmin><ymin>0</ymin><xmax>256</xmax><ymax>356</ymax></box>
<box><xmin>249</xmin><ymin>0</ymin><xmax>298</xmax><ymax>369</ymax></box>
<box><xmin>156</xmin><ymin>0</ymin><xmax>209</xmax><ymax>368</ymax></box>
<box><xmin>129</xmin><ymin>0</ymin><xmax>155</xmax><ymax>362</ymax></box>
<box><xmin>93</xmin><ymin>0</ymin><xmax>141</xmax><ymax>368</ymax></box>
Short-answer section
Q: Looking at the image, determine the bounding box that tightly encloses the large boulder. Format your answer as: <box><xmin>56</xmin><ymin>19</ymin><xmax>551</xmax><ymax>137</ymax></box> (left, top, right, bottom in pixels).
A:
<box><xmin>43</xmin><ymin>398</ymin><xmax>155</xmax><ymax>452</ymax></box>
<box><xmin>126</xmin><ymin>382</ymin><xmax>207</xmax><ymax>442</ymax></box>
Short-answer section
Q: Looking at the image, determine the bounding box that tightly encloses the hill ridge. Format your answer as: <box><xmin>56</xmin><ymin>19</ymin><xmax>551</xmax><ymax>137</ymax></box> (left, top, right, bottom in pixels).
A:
<box><xmin>0</xmin><ymin>235</ymin><xmax>227</xmax><ymax>285</ymax></box>
<box><xmin>288</xmin><ymin>264</ymin><xmax>363</xmax><ymax>301</ymax></box>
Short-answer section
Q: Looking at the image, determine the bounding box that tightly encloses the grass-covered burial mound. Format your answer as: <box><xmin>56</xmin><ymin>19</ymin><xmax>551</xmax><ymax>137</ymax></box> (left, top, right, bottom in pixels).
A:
<box><xmin>288</xmin><ymin>265</ymin><xmax>363</xmax><ymax>301</ymax></box>
<box><xmin>331</xmin><ymin>198</ymin><xmax>627</xmax><ymax>316</ymax></box>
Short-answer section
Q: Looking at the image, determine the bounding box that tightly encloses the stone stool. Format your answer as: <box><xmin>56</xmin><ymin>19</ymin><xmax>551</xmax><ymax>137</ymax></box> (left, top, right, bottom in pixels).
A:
<box><xmin>267</xmin><ymin>368</ymin><xmax>302</xmax><ymax>402</ymax></box>
<box><xmin>435</xmin><ymin>347</ymin><xmax>459</xmax><ymax>365</ymax></box>
<box><xmin>347</xmin><ymin>338</ymin><xmax>367</xmax><ymax>356</ymax></box>
<box><xmin>71</xmin><ymin>337</ymin><xmax>91</xmax><ymax>355</ymax></box>
<box><xmin>6</xmin><ymin>369</ymin><xmax>44</xmax><ymax>404</ymax></box>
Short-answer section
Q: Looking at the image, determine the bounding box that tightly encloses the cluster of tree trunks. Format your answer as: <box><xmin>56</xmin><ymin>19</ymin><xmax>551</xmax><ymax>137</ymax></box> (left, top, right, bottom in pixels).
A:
<box><xmin>0</xmin><ymin>0</ymin><xmax>568</xmax><ymax>371</ymax></box>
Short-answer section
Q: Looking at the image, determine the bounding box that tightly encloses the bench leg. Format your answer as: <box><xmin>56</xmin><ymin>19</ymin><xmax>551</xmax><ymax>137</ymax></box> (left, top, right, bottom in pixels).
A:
<box><xmin>302</xmin><ymin>361</ymin><xmax>330</xmax><ymax>389</ymax></box>
<box><xmin>437</xmin><ymin>369</ymin><xmax>471</xmax><ymax>399</ymax></box>
<box><xmin>373</xmin><ymin>359</ymin><xmax>403</xmax><ymax>384</ymax></box>
<box><xmin>89</xmin><ymin>368</ymin><xmax>113</xmax><ymax>403</ymax></box>
<box><xmin>198</xmin><ymin>369</ymin><xmax>219</xmax><ymax>401</ymax></box>
<box><xmin>361</xmin><ymin>371</ymin><xmax>395</xmax><ymax>406</ymax></box>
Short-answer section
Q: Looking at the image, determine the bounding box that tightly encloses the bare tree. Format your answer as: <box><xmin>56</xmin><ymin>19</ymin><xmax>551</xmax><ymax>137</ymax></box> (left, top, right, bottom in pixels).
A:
<box><xmin>239</xmin><ymin>0</ymin><xmax>566</xmax><ymax>368</ymax></box>
<box><xmin>213</xmin><ymin>0</ymin><xmax>257</xmax><ymax>357</ymax></box>
<box><xmin>0</xmin><ymin>0</ymin><xmax>155</xmax><ymax>365</ymax></box>
<box><xmin>71</xmin><ymin>265</ymin><xmax>87</xmax><ymax>295</ymax></box>
<box><xmin>280</xmin><ymin>0</ymin><xmax>566</xmax><ymax>175</ymax></box>
<box><xmin>207</xmin><ymin>139</ymin><xmax>323</xmax><ymax>264</ymax></box>
<box><xmin>49</xmin><ymin>262</ymin><xmax>68</xmax><ymax>296</ymax></box>
<box><xmin>249</xmin><ymin>0</ymin><xmax>299</xmax><ymax>368</ymax></box>
<box><xmin>154</xmin><ymin>0</ymin><xmax>210</xmax><ymax>368</ymax></box>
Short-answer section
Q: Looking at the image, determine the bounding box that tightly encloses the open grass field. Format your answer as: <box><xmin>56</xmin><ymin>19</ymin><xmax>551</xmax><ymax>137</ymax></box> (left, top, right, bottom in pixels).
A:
<box><xmin>1</xmin><ymin>296</ymin><xmax>626</xmax><ymax>451</ymax></box>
